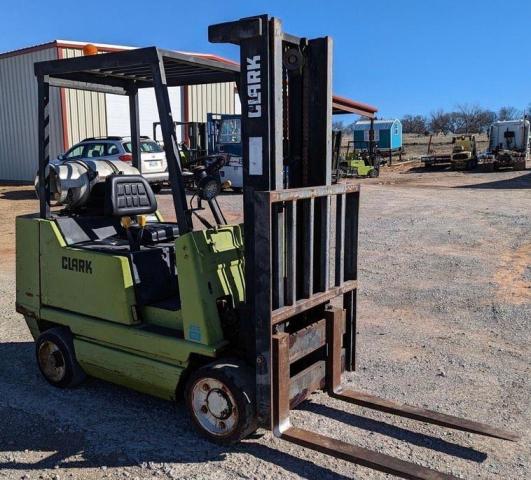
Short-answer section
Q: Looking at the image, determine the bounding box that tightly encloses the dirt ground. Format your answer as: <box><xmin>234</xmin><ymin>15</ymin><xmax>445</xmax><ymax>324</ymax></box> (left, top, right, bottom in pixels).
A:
<box><xmin>0</xmin><ymin>164</ymin><xmax>529</xmax><ymax>480</ymax></box>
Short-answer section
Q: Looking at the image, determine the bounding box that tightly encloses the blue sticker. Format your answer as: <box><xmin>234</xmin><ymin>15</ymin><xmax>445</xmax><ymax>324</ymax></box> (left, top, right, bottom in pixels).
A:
<box><xmin>189</xmin><ymin>325</ymin><xmax>201</xmax><ymax>342</ymax></box>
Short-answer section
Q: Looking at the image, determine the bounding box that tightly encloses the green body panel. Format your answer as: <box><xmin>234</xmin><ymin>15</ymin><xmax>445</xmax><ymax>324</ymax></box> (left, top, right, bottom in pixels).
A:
<box><xmin>74</xmin><ymin>339</ymin><xmax>183</xmax><ymax>400</ymax></box>
<box><xmin>176</xmin><ymin>225</ymin><xmax>245</xmax><ymax>345</ymax></box>
<box><xmin>141</xmin><ymin>304</ymin><xmax>184</xmax><ymax>331</ymax></box>
<box><xmin>39</xmin><ymin>220</ymin><xmax>138</xmax><ymax>325</ymax></box>
<box><xmin>16</xmin><ymin>215</ymin><xmax>41</xmax><ymax>317</ymax></box>
<box><xmin>345</xmin><ymin>159</ymin><xmax>373</xmax><ymax>176</ymax></box>
<box><xmin>40</xmin><ymin>307</ymin><xmax>222</xmax><ymax>366</ymax></box>
<box><xmin>16</xmin><ymin>216</ymin><xmax>244</xmax><ymax>400</ymax></box>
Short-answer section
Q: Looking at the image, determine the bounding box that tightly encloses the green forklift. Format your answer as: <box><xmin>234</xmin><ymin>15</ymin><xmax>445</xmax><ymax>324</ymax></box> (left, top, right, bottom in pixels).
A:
<box><xmin>338</xmin><ymin>139</ymin><xmax>381</xmax><ymax>178</ymax></box>
<box><xmin>16</xmin><ymin>15</ymin><xmax>517</xmax><ymax>479</ymax></box>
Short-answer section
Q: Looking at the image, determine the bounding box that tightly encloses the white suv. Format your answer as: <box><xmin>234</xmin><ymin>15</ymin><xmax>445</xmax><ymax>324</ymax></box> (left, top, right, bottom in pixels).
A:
<box><xmin>56</xmin><ymin>136</ymin><xmax>168</xmax><ymax>192</ymax></box>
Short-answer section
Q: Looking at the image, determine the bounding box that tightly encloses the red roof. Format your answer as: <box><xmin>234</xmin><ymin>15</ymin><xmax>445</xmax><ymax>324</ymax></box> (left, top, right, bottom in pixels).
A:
<box><xmin>332</xmin><ymin>95</ymin><xmax>378</xmax><ymax>118</ymax></box>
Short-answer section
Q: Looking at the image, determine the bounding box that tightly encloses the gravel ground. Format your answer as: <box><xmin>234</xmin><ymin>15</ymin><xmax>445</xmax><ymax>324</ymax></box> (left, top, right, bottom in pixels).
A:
<box><xmin>0</xmin><ymin>165</ymin><xmax>529</xmax><ymax>480</ymax></box>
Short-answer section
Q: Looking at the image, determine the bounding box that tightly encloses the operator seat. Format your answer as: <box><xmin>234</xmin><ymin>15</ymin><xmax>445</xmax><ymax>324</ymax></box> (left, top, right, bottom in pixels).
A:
<box><xmin>104</xmin><ymin>174</ymin><xmax>179</xmax><ymax>244</ymax></box>
<box><xmin>104</xmin><ymin>174</ymin><xmax>180</xmax><ymax>306</ymax></box>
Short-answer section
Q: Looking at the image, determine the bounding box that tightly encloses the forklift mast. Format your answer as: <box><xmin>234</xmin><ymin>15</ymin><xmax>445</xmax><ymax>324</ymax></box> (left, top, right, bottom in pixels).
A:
<box><xmin>210</xmin><ymin>14</ymin><xmax>359</xmax><ymax>428</ymax></box>
<box><xmin>209</xmin><ymin>16</ymin><xmax>518</xmax><ymax>479</ymax></box>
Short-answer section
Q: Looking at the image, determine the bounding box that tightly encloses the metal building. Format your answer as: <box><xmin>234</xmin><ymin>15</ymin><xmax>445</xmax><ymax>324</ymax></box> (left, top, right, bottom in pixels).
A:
<box><xmin>0</xmin><ymin>41</ymin><xmax>239</xmax><ymax>181</ymax></box>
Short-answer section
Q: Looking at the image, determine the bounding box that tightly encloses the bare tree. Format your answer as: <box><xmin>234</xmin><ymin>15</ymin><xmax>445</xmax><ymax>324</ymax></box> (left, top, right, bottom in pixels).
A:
<box><xmin>401</xmin><ymin>114</ymin><xmax>428</xmax><ymax>134</ymax></box>
<box><xmin>497</xmin><ymin>106</ymin><xmax>521</xmax><ymax>121</ymax></box>
<box><xmin>429</xmin><ymin>109</ymin><xmax>452</xmax><ymax>134</ymax></box>
<box><xmin>451</xmin><ymin>104</ymin><xmax>494</xmax><ymax>133</ymax></box>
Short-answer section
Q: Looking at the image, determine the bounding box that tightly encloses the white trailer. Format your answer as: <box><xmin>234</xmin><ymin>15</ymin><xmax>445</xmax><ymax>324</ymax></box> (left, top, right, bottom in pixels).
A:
<box><xmin>482</xmin><ymin>119</ymin><xmax>530</xmax><ymax>171</ymax></box>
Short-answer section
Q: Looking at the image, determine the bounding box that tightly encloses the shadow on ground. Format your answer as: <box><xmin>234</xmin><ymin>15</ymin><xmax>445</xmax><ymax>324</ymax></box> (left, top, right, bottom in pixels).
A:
<box><xmin>0</xmin><ymin>342</ymin><xmax>486</xmax><ymax>478</ymax></box>
<box><xmin>0</xmin><ymin>189</ymin><xmax>36</xmax><ymax>201</ymax></box>
<box><xmin>305</xmin><ymin>402</ymin><xmax>487</xmax><ymax>463</ymax></box>
<box><xmin>0</xmin><ymin>342</ymin><xmax>352</xmax><ymax>479</ymax></box>
<box><xmin>403</xmin><ymin>165</ymin><xmax>450</xmax><ymax>174</ymax></box>
<box><xmin>455</xmin><ymin>171</ymin><xmax>531</xmax><ymax>189</ymax></box>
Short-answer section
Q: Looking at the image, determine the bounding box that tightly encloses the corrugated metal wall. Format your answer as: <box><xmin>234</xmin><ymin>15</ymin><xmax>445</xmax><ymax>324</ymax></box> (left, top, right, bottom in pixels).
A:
<box><xmin>0</xmin><ymin>45</ymin><xmax>239</xmax><ymax>181</ymax></box>
<box><xmin>60</xmin><ymin>48</ymin><xmax>107</xmax><ymax>146</ymax></box>
<box><xmin>0</xmin><ymin>47</ymin><xmax>63</xmax><ymax>181</ymax></box>
<box><xmin>106</xmin><ymin>87</ymin><xmax>182</xmax><ymax>139</ymax></box>
<box><xmin>186</xmin><ymin>82</ymin><xmax>239</xmax><ymax>122</ymax></box>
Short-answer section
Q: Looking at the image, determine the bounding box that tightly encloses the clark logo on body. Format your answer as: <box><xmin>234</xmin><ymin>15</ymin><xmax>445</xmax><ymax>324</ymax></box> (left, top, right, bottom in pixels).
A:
<box><xmin>62</xmin><ymin>256</ymin><xmax>93</xmax><ymax>274</ymax></box>
<box><xmin>246</xmin><ymin>55</ymin><xmax>261</xmax><ymax>118</ymax></box>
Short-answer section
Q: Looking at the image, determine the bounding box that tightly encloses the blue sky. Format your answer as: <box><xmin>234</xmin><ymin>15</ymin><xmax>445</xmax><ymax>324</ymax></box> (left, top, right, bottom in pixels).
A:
<box><xmin>2</xmin><ymin>0</ymin><xmax>529</xmax><ymax>119</ymax></box>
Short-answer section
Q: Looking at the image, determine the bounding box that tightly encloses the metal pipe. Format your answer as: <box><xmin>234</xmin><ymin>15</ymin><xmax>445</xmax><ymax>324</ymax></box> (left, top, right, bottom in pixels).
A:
<box><xmin>37</xmin><ymin>75</ymin><xmax>51</xmax><ymax>219</ymax></box>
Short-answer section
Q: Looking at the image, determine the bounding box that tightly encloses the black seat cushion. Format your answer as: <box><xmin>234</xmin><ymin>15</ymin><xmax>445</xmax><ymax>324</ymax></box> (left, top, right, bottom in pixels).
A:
<box><xmin>104</xmin><ymin>174</ymin><xmax>157</xmax><ymax>217</ymax></box>
<box><xmin>129</xmin><ymin>247</ymin><xmax>178</xmax><ymax>305</ymax></box>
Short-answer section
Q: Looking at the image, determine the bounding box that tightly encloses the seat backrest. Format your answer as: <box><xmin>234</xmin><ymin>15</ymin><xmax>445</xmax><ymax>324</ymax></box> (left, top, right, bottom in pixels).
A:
<box><xmin>104</xmin><ymin>174</ymin><xmax>157</xmax><ymax>217</ymax></box>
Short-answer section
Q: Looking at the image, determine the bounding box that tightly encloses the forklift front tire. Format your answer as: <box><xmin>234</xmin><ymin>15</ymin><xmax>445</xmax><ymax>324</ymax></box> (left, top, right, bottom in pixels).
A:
<box><xmin>185</xmin><ymin>359</ymin><xmax>257</xmax><ymax>445</ymax></box>
<box><xmin>36</xmin><ymin>327</ymin><xmax>86</xmax><ymax>388</ymax></box>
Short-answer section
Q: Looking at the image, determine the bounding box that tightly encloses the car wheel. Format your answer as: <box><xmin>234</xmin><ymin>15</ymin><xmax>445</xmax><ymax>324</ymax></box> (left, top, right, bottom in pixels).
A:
<box><xmin>151</xmin><ymin>184</ymin><xmax>162</xmax><ymax>194</ymax></box>
<box><xmin>185</xmin><ymin>359</ymin><xmax>257</xmax><ymax>445</ymax></box>
<box><xmin>36</xmin><ymin>327</ymin><xmax>86</xmax><ymax>388</ymax></box>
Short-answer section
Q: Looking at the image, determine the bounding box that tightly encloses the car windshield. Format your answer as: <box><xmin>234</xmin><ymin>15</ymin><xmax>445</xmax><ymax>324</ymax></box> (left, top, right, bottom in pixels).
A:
<box><xmin>124</xmin><ymin>140</ymin><xmax>164</xmax><ymax>153</ymax></box>
<box><xmin>219</xmin><ymin>118</ymin><xmax>241</xmax><ymax>144</ymax></box>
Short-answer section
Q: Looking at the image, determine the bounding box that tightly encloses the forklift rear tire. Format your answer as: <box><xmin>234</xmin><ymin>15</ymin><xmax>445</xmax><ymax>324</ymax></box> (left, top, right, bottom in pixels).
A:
<box><xmin>185</xmin><ymin>359</ymin><xmax>257</xmax><ymax>445</ymax></box>
<box><xmin>36</xmin><ymin>327</ymin><xmax>86</xmax><ymax>388</ymax></box>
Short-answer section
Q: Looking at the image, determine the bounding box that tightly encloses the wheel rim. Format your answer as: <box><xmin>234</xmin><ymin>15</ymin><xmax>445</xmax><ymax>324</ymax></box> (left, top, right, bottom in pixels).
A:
<box><xmin>38</xmin><ymin>340</ymin><xmax>66</xmax><ymax>382</ymax></box>
<box><xmin>191</xmin><ymin>377</ymin><xmax>239</xmax><ymax>437</ymax></box>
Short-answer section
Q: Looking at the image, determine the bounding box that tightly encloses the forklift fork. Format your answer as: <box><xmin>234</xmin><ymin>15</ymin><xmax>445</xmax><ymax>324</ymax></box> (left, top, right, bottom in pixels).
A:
<box><xmin>254</xmin><ymin>184</ymin><xmax>518</xmax><ymax>480</ymax></box>
<box><xmin>272</xmin><ymin>307</ymin><xmax>518</xmax><ymax>480</ymax></box>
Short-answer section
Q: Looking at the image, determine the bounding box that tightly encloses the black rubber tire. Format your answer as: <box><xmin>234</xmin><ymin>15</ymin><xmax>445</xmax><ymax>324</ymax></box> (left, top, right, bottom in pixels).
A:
<box><xmin>151</xmin><ymin>184</ymin><xmax>163</xmax><ymax>194</ymax></box>
<box><xmin>36</xmin><ymin>327</ymin><xmax>86</xmax><ymax>388</ymax></box>
<box><xmin>185</xmin><ymin>359</ymin><xmax>257</xmax><ymax>445</ymax></box>
<box><xmin>232</xmin><ymin>187</ymin><xmax>243</xmax><ymax>193</ymax></box>
<box><xmin>369</xmin><ymin>168</ymin><xmax>379</xmax><ymax>178</ymax></box>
